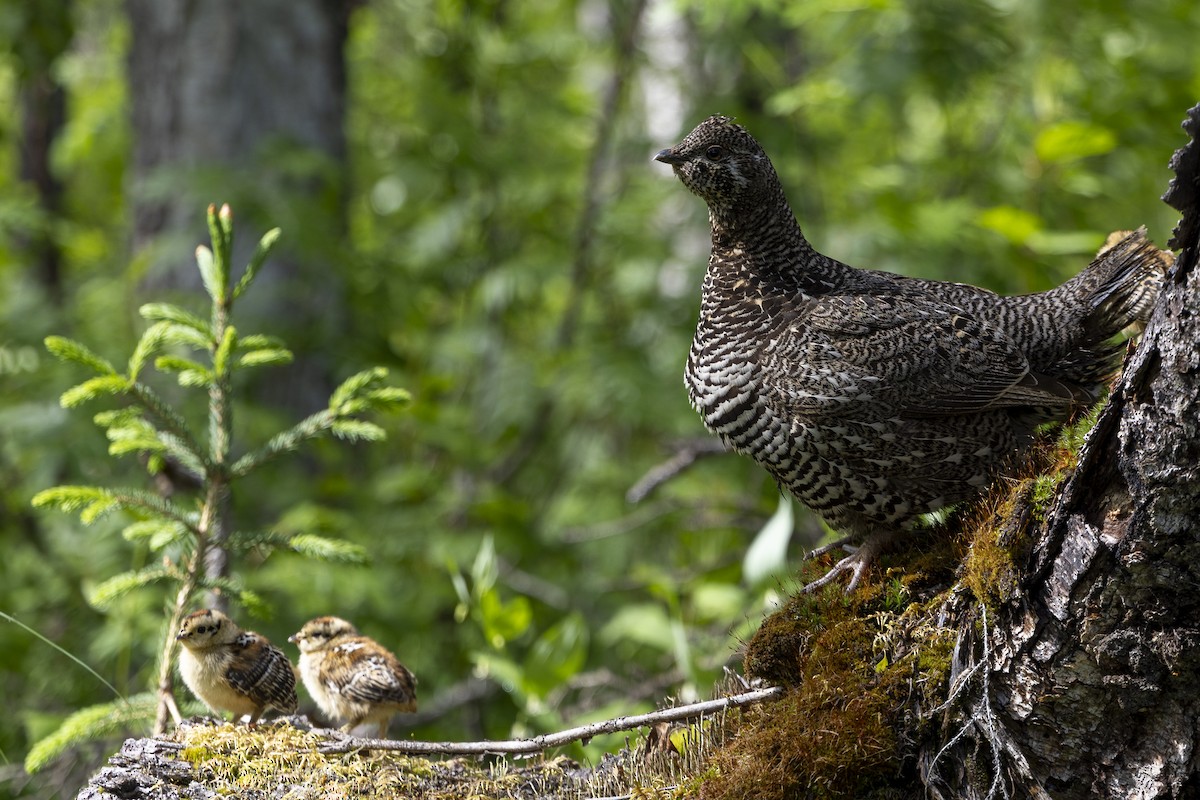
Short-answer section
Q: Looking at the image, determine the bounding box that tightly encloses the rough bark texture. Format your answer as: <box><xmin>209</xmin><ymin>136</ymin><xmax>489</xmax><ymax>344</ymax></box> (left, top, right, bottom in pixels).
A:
<box><xmin>77</xmin><ymin>738</ymin><xmax>214</xmax><ymax>800</ymax></box>
<box><xmin>922</xmin><ymin>104</ymin><xmax>1200</xmax><ymax>800</ymax></box>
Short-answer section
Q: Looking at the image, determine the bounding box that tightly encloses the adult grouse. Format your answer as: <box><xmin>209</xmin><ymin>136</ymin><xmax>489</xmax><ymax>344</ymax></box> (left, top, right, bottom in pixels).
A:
<box><xmin>655</xmin><ymin>115</ymin><xmax>1165</xmax><ymax>592</ymax></box>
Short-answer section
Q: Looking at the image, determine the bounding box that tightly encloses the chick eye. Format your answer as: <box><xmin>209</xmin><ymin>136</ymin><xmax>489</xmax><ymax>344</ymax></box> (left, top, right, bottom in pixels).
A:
<box><xmin>705</xmin><ymin>145</ymin><xmax>726</xmax><ymax>161</ymax></box>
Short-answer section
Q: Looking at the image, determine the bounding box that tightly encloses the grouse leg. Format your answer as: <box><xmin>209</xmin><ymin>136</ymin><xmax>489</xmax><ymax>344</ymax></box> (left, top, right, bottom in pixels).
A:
<box><xmin>801</xmin><ymin>530</ymin><xmax>898</xmax><ymax>594</ymax></box>
<box><xmin>803</xmin><ymin>535</ymin><xmax>858</xmax><ymax>560</ymax></box>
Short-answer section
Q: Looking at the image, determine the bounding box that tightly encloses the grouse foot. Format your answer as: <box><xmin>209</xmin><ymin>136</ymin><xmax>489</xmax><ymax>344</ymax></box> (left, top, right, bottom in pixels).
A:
<box><xmin>801</xmin><ymin>531</ymin><xmax>897</xmax><ymax>594</ymax></box>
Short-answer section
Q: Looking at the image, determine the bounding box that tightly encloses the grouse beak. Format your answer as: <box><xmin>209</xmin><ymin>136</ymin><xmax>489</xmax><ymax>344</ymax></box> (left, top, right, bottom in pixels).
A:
<box><xmin>654</xmin><ymin>148</ymin><xmax>686</xmax><ymax>166</ymax></box>
<box><xmin>287</xmin><ymin>634</ymin><xmax>299</xmax><ymax>644</ymax></box>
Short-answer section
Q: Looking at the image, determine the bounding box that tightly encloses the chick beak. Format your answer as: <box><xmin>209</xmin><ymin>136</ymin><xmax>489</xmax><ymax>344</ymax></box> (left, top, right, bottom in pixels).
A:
<box><xmin>175</xmin><ymin>631</ymin><xmax>187</xmax><ymax>641</ymax></box>
<box><xmin>654</xmin><ymin>148</ymin><xmax>686</xmax><ymax>166</ymax></box>
<box><xmin>287</xmin><ymin>634</ymin><xmax>299</xmax><ymax>644</ymax></box>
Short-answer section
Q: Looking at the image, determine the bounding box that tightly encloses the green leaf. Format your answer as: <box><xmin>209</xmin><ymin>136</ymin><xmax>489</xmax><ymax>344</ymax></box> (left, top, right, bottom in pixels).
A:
<box><xmin>94</xmin><ymin>408</ymin><xmax>142</xmax><ymax>429</ymax></box>
<box><xmin>160</xmin><ymin>323</ymin><xmax>212</xmax><ymax>350</ymax></box>
<box><xmin>470</xmin><ymin>535</ymin><xmax>499</xmax><ymax>595</ymax></box>
<box><xmin>1034</xmin><ymin>121</ymin><xmax>1117</xmax><ymax>164</ymax></box>
<box><xmin>32</xmin><ymin>486</ymin><xmax>111</xmax><ymax>513</ymax></box>
<box><xmin>44</xmin><ymin>336</ymin><xmax>117</xmax><ymax>375</ymax></box>
<box><xmin>80</xmin><ymin>497</ymin><xmax>121</xmax><ymax>524</ymax></box>
<box><xmin>237</xmin><ymin>348</ymin><xmax>293</xmax><ymax>368</ymax></box>
<box><xmin>156</xmin><ymin>432</ymin><xmax>207</xmax><ymax>477</ymax></box>
<box><xmin>478</xmin><ymin>588</ymin><xmax>532</xmax><ymax>649</ymax></box>
<box><xmin>177</xmin><ymin>369</ymin><xmax>212</xmax><ymax>388</ymax></box>
<box><xmin>598</xmin><ymin>603</ymin><xmax>673</xmax><ymax>651</ymax></box>
<box><xmin>213</xmin><ymin>326</ymin><xmax>237</xmax><ymax>378</ymax></box>
<box><xmin>155</xmin><ymin>355</ymin><xmax>213</xmax><ymax>387</ymax></box>
<box><xmin>329</xmin><ymin>367</ymin><xmax>388</xmax><ymax>411</ymax></box>
<box><xmin>154</xmin><ymin>355</ymin><xmax>209</xmax><ymax>376</ymax></box>
<box><xmin>226</xmin><ymin>529</ymin><xmax>292</xmax><ymax>552</ymax></box>
<box><xmin>330</xmin><ymin>420</ymin><xmax>386</xmax><ymax>442</ymax></box>
<box><xmin>233</xmin><ymin>227</ymin><xmax>281</xmax><ymax>300</ymax></box>
<box><xmin>24</xmin><ymin>694</ymin><xmax>157</xmax><ymax>774</ymax></box>
<box><xmin>229</xmin><ymin>409</ymin><xmax>333</xmax><ymax>476</ymax></box>
<box><xmin>238</xmin><ymin>590</ymin><xmax>271</xmax><ymax>619</ymax></box>
<box><xmin>121</xmin><ymin>519</ymin><xmax>189</xmax><ymax>550</ymax></box>
<box><xmin>127</xmin><ymin>322</ymin><xmax>173</xmax><ymax>381</ymax></box>
<box><xmin>691</xmin><ymin>582</ymin><xmax>748</xmax><ymax>624</ymax></box>
<box><xmin>60</xmin><ymin>375</ymin><xmax>129</xmax><ymax>408</ymax></box>
<box><xmin>126</xmin><ymin>384</ymin><xmax>206</xmax><ymax>469</ymax></box>
<box><xmin>34</xmin><ymin>485</ymin><xmax>195</xmax><ymax>528</ymax></box>
<box><xmin>105</xmin><ymin>429</ymin><xmax>166</xmax><ymax>460</ymax></box>
<box><xmin>977</xmin><ymin>206</ymin><xmax>1042</xmax><ymax>246</ymax></box>
<box><xmin>1025</xmin><ymin>229</ymin><xmax>1107</xmax><ymax>256</ymax></box>
<box><xmin>366</xmin><ymin>386</ymin><xmax>412</xmax><ymax>409</ymax></box>
<box><xmin>87</xmin><ymin>567</ymin><xmax>170</xmax><ymax>609</ymax></box>
<box><xmin>208</xmin><ymin>203</ymin><xmax>233</xmax><ymax>294</ymax></box>
<box><xmin>196</xmin><ymin>244</ymin><xmax>219</xmax><ymax>303</ymax></box>
<box><xmin>743</xmin><ymin>495</ymin><xmax>794</xmax><ymax>584</ymax></box>
<box><xmin>289</xmin><ymin>533</ymin><xmax>368</xmax><ymax>564</ymax></box>
<box><xmin>139</xmin><ymin>303</ymin><xmax>212</xmax><ymax>337</ymax></box>
<box><xmin>523</xmin><ymin>612</ymin><xmax>588</xmax><ymax>696</ymax></box>
<box><xmin>236</xmin><ymin>334</ymin><xmax>286</xmax><ymax>350</ymax></box>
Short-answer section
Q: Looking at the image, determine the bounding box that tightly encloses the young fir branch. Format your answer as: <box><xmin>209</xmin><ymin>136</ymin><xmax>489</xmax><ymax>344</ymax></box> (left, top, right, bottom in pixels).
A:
<box><xmin>31</xmin><ymin>203</ymin><xmax>408</xmax><ymax>759</ymax></box>
<box><xmin>24</xmin><ymin>694</ymin><xmax>160</xmax><ymax>775</ymax></box>
<box><xmin>88</xmin><ymin>566</ymin><xmax>175</xmax><ymax>611</ymax></box>
<box><xmin>31</xmin><ymin>485</ymin><xmax>198</xmax><ymax>531</ymax></box>
<box><xmin>230</xmin><ymin>367</ymin><xmax>410</xmax><ymax>476</ymax></box>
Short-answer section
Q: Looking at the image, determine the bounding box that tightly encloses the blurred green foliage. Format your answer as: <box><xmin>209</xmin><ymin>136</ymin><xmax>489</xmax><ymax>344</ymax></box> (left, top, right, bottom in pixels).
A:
<box><xmin>1</xmin><ymin>0</ymin><xmax>1197</xmax><ymax>795</ymax></box>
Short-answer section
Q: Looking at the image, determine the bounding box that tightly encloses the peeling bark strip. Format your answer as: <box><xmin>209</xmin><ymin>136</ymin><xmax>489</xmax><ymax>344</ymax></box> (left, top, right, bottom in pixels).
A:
<box><xmin>923</xmin><ymin>104</ymin><xmax>1200</xmax><ymax>800</ymax></box>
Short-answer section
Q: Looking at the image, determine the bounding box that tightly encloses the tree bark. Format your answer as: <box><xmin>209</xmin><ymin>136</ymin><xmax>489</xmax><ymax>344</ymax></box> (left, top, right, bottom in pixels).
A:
<box><xmin>15</xmin><ymin>1</ymin><xmax>73</xmax><ymax>306</ymax></box>
<box><xmin>922</xmin><ymin>103</ymin><xmax>1200</xmax><ymax>800</ymax></box>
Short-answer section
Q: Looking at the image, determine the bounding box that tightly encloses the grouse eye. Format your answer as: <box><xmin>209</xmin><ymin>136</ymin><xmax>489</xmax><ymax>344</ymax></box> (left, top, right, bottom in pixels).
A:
<box><xmin>705</xmin><ymin>145</ymin><xmax>726</xmax><ymax>161</ymax></box>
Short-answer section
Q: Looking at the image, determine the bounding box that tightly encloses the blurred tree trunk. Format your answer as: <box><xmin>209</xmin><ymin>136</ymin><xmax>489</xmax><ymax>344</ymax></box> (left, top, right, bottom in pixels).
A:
<box><xmin>125</xmin><ymin>0</ymin><xmax>352</xmax><ymax>403</ymax></box>
<box><xmin>15</xmin><ymin>1</ymin><xmax>73</xmax><ymax>306</ymax></box>
<box><xmin>125</xmin><ymin>0</ymin><xmax>355</xmax><ymax>597</ymax></box>
<box><xmin>922</xmin><ymin>104</ymin><xmax>1200</xmax><ymax>800</ymax></box>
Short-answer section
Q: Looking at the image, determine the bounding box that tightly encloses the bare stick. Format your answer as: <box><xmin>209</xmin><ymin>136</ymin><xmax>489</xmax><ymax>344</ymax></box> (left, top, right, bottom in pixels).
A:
<box><xmin>626</xmin><ymin>439</ymin><xmax>728</xmax><ymax>503</ymax></box>
<box><xmin>317</xmin><ymin>685</ymin><xmax>783</xmax><ymax>755</ymax></box>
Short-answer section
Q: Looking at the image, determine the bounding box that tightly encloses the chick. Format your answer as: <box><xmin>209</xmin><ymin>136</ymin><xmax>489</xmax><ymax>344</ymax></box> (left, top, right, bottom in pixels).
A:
<box><xmin>176</xmin><ymin>608</ymin><xmax>297</xmax><ymax>726</ymax></box>
<box><xmin>289</xmin><ymin>616</ymin><xmax>417</xmax><ymax>738</ymax></box>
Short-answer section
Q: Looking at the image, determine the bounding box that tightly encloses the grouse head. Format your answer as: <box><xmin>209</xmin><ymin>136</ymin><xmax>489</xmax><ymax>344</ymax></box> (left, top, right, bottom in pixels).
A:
<box><xmin>177</xmin><ymin>608</ymin><xmax>239</xmax><ymax>649</ymax></box>
<box><xmin>654</xmin><ymin>115</ymin><xmax>782</xmax><ymax>226</ymax></box>
<box><xmin>288</xmin><ymin>615</ymin><xmax>358</xmax><ymax>653</ymax></box>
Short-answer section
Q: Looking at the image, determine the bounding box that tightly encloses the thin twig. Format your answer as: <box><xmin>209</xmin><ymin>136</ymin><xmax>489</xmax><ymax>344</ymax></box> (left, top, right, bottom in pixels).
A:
<box><xmin>626</xmin><ymin>439</ymin><xmax>728</xmax><ymax>503</ymax></box>
<box><xmin>317</xmin><ymin>686</ymin><xmax>783</xmax><ymax>755</ymax></box>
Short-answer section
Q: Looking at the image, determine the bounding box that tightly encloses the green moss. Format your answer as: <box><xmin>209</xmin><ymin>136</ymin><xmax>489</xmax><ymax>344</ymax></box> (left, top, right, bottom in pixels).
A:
<box><xmin>692</xmin><ymin>402</ymin><xmax>1123</xmax><ymax>799</ymax></box>
<box><xmin>166</xmin><ymin>714</ymin><xmax>741</xmax><ymax>799</ymax></box>
<box><xmin>706</xmin><ymin>561</ymin><xmax>960</xmax><ymax>800</ymax></box>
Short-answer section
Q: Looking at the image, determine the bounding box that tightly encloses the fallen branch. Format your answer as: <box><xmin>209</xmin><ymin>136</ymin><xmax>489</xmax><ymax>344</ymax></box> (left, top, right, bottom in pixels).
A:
<box><xmin>316</xmin><ymin>685</ymin><xmax>784</xmax><ymax>755</ymax></box>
